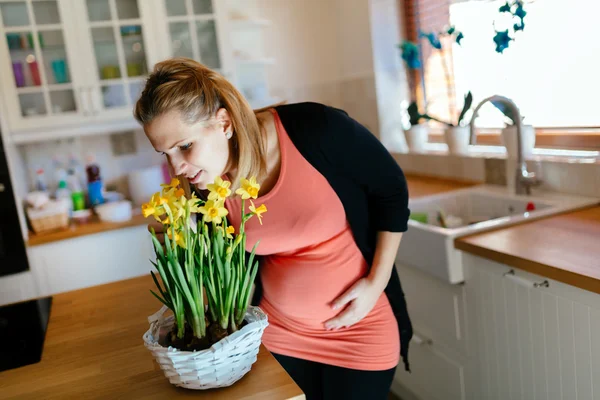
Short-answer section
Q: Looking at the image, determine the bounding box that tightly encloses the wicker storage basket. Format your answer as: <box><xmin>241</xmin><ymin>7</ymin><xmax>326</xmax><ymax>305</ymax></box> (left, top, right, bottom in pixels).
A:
<box><xmin>143</xmin><ymin>305</ymin><xmax>269</xmax><ymax>390</ymax></box>
<box><xmin>27</xmin><ymin>201</ymin><xmax>69</xmax><ymax>234</ymax></box>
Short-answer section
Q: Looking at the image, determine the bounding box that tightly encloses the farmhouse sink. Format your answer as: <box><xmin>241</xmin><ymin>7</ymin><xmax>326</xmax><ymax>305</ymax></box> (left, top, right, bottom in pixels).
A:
<box><xmin>397</xmin><ymin>185</ymin><xmax>599</xmax><ymax>284</ymax></box>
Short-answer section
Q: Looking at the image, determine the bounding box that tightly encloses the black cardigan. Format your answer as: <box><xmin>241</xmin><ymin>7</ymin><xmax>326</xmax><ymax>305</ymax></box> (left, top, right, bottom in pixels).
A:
<box><xmin>250</xmin><ymin>102</ymin><xmax>414</xmax><ymax>371</ymax></box>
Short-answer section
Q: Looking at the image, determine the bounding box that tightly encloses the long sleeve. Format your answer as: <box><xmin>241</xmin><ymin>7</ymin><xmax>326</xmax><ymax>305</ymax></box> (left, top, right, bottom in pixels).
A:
<box><xmin>321</xmin><ymin>105</ymin><xmax>411</xmax><ymax>233</ymax></box>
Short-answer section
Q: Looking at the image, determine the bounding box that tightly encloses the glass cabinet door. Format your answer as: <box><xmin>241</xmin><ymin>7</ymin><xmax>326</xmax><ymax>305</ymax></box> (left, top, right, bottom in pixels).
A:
<box><xmin>163</xmin><ymin>0</ymin><xmax>223</xmax><ymax>72</ymax></box>
<box><xmin>82</xmin><ymin>0</ymin><xmax>149</xmax><ymax>114</ymax></box>
<box><xmin>1</xmin><ymin>0</ymin><xmax>79</xmax><ymax>121</ymax></box>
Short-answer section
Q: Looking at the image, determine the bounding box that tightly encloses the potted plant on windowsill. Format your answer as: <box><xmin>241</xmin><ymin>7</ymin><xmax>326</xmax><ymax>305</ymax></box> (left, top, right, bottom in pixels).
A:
<box><xmin>440</xmin><ymin>91</ymin><xmax>474</xmax><ymax>155</ymax></box>
<box><xmin>141</xmin><ymin>177</ymin><xmax>268</xmax><ymax>390</ymax></box>
<box><xmin>417</xmin><ymin>27</ymin><xmax>474</xmax><ymax>155</ymax></box>
<box><xmin>398</xmin><ymin>41</ymin><xmax>430</xmax><ymax>153</ymax></box>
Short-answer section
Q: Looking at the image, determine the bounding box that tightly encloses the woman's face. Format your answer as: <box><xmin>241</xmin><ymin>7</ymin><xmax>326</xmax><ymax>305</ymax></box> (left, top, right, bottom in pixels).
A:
<box><xmin>145</xmin><ymin>108</ymin><xmax>232</xmax><ymax>190</ymax></box>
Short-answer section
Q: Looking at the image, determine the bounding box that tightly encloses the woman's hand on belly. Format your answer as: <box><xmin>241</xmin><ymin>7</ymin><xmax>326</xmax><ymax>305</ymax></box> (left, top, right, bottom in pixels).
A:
<box><xmin>324</xmin><ymin>276</ymin><xmax>387</xmax><ymax>330</ymax></box>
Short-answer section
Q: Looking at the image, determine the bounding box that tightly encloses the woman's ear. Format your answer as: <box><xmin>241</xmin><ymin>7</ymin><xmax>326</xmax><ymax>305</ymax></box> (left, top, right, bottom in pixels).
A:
<box><xmin>216</xmin><ymin>108</ymin><xmax>233</xmax><ymax>136</ymax></box>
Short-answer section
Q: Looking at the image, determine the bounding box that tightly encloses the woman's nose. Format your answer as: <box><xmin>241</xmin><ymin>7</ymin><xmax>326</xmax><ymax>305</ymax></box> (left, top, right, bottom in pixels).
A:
<box><xmin>168</xmin><ymin>155</ymin><xmax>186</xmax><ymax>176</ymax></box>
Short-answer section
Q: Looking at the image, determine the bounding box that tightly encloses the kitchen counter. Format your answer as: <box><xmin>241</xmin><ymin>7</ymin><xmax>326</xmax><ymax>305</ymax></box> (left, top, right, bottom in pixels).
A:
<box><xmin>26</xmin><ymin>174</ymin><xmax>477</xmax><ymax>248</ymax></box>
<box><xmin>27</xmin><ymin>213</ymin><xmax>148</xmax><ymax>247</ymax></box>
<box><xmin>0</xmin><ymin>275</ymin><xmax>304</xmax><ymax>400</ymax></box>
<box><xmin>456</xmin><ymin>206</ymin><xmax>600</xmax><ymax>295</ymax></box>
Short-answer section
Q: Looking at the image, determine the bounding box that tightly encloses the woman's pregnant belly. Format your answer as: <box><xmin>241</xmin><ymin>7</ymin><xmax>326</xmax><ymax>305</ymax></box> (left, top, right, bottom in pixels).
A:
<box><xmin>259</xmin><ymin>228</ymin><xmax>369</xmax><ymax>328</ymax></box>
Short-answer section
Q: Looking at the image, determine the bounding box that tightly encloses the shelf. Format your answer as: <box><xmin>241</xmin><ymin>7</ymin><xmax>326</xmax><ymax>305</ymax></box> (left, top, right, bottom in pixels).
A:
<box><xmin>15</xmin><ymin>86</ymin><xmax>43</xmax><ymax>95</ymax></box>
<box><xmin>4</xmin><ymin>24</ymin><xmax>64</xmax><ymax>33</ymax></box>
<box><xmin>15</xmin><ymin>83</ymin><xmax>74</xmax><ymax>95</ymax></box>
<box><xmin>11</xmin><ymin>116</ymin><xmax>141</xmax><ymax>145</ymax></box>
<box><xmin>9</xmin><ymin>45</ymin><xmax>67</xmax><ymax>54</ymax></box>
<box><xmin>48</xmin><ymin>83</ymin><xmax>74</xmax><ymax>91</ymax></box>
<box><xmin>166</xmin><ymin>14</ymin><xmax>216</xmax><ymax>24</ymax></box>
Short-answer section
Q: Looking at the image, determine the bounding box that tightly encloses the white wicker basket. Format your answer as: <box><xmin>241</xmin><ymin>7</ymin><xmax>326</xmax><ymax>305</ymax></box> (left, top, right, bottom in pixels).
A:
<box><xmin>143</xmin><ymin>305</ymin><xmax>268</xmax><ymax>390</ymax></box>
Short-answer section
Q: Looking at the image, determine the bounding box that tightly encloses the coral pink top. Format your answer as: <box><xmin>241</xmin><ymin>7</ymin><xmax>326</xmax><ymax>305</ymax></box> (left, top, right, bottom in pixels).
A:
<box><xmin>225</xmin><ymin>109</ymin><xmax>399</xmax><ymax>371</ymax></box>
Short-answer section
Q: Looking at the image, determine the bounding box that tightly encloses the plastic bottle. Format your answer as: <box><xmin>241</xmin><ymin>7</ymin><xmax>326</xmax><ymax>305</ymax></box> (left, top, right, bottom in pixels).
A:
<box><xmin>67</xmin><ymin>168</ymin><xmax>85</xmax><ymax>211</ymax></box>
<box><xmin>85</xmin><ymin>154</ymin><xmax>104</xmax><ymax>206</ymax></box>
<box><xmin>34</xmin><ymin>168</ymin><xmax>48</xmax><ymax>192</ymax></box>
<box><xmin>55</xmin><ymin>179</ymin><xmax>73</xmax><ymax>216</ymax></box>
<box><xmin>52</xmin><ymin>156</ymin><xmax>67</xmax><ymax>193</ymax></box>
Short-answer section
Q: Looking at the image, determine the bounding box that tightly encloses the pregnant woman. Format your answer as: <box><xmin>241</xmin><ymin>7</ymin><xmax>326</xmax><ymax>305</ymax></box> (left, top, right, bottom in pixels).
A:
<box><xmin>135</xmin><ymin>58</ymin><xmax>412</xmax><ymax>400</ymax></box>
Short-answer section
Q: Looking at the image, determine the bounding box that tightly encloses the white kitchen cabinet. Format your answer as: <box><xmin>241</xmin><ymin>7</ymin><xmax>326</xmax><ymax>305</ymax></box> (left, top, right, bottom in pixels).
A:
<box><xmin>392</xmin><ymin>262</ymin><xmax>477</xmax><ymax>400</ymax></box>
<box><xmin>152</xmin><ymin>0</ymin><xmax>233</xmax><ymax>80</ymax></box>
<box><xmin>464</xmin><ymin>253</ymin><xmax>600</xmax><ymax>400</ymax></box>
<box><xmin>0</xmin><ymin>0</ymin><xmax>238</xmax><ymax>141</ymax></box>
<box><xmin>26</xmin><ymin>224</ymin><xmax>155</xmax><ymax>297</ymax></box>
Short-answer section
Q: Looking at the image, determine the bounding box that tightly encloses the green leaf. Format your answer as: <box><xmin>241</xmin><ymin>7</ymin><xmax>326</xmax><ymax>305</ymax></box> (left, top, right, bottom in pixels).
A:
<box><xmin>150</xmin><ymin>270</ymin><xmax>166</xmax><ymax>299</ymax></box>
<box><xmin>150</xmin><ymin>289</ymin><xmax>172</xmax><ymax>309</ymax></box>
<box><xmin>457</xmin><ymin>91</ymin><xmax>473</xmax><ymax>126</ymax></box>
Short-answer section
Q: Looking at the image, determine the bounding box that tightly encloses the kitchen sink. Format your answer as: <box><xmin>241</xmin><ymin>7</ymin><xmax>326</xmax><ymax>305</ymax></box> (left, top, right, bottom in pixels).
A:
<box><xmin>397</xmin><ymin>185</ymin><xmax>599</xmax><ymax>284</ymax></box>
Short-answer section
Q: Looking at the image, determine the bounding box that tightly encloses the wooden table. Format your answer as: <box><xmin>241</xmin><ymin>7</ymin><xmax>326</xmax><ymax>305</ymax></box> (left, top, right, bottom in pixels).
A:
<box><xmin>0</xmin><ymin>276</ymin><xmax>305</xmax><ymax>400</ymax></box>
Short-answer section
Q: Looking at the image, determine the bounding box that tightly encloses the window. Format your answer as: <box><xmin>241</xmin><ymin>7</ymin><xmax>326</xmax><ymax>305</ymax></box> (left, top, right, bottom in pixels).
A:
<box><xmin>403</xmin><ymin>0</ymin><xmax>600</xmax><ymax>149</ymax></box>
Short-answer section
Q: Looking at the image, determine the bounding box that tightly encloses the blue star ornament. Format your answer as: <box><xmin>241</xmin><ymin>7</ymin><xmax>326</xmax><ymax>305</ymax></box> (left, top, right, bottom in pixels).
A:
<box><xmin>399</xmin><ymin>41</ymin><xmax>421</xmax><ymax>69</ymax></box>
<box><xmin>493</xmin><ymin>29</ymin><xmax>512</xmax><ymax>53</ymax></box>
<box><xmin>499</xmin><ymin>2</ymin><xmax>511</xmax><ymax>13</ymax></box>
<box><xmin>420</xmin><ymin>31</ymin><xmax>442</xmax><ymax>50</ymax></box>
<box><xmin>514</xmin><ymin>3</ymin><xmax>527</xmax><ymax>21</ymax></box>
<box><xmin>455</xmin><ymin>31</ymin><xmax>464</xmax><ymax>45</ymax></box>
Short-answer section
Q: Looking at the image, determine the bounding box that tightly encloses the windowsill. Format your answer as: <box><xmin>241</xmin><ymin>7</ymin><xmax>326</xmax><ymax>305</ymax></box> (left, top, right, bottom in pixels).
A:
<box><xmin>428</xmin><ymin>129</ymin><xmax>600</xmax><ymax>151</ymax></box>
<box><xmin>404</xmin><ymin>143</ymin><xmax>600</xmax><ymax>165</ymax></box>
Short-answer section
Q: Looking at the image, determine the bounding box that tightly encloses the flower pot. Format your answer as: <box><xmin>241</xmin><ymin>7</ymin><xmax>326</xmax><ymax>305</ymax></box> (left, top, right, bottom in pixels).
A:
<box><xmin>501</xmin><ymin>124</ymin><xmax>535</xmax><ymax>159</ymax></box>
<box><xmin>143</xmin><ymin>305</ymin><xmax>269</xmax><ymax>390</ymax></box>
<box><xmin>404</xmin><ymin>124</ymin><xmax>429</xmax><ymax>153</ymax></box>
<box><xmin>444</xmin><ymin>126</ymin><xmax>470</xmax><ymax>155</ymax></box>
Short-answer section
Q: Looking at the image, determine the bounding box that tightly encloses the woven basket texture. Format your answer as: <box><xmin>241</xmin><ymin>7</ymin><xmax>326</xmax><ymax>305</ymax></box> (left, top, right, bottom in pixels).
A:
<box><xmin>143</xmin><ymin>305</ymin><xmax>268</xmax><ymax>390</ymax></box>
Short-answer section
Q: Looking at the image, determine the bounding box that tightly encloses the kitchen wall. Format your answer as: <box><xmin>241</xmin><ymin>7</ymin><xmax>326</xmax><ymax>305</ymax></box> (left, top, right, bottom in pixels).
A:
<box><xmin>256</xmin><ymin>0</ymin><xmax>380</xmax><ymax>134</ymax></box>
<box><xmin>18</xmin><ymin>129</ymin><xmax>164</xmax><ymax>197</ymax></box>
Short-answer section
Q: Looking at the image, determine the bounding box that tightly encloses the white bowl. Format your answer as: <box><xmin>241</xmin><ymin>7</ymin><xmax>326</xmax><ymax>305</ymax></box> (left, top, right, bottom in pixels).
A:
<box><xmin>95</xmin><ymin>200</ymin><xmax>132</xmax><ymax>222</ymax></box>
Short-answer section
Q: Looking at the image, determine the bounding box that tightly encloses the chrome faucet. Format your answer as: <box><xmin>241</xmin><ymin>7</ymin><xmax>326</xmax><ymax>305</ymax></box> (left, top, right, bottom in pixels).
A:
<box><xmin>469</xmin><ymin>95</ymin><xmax>539</xmax><ymax>195</ymax></box>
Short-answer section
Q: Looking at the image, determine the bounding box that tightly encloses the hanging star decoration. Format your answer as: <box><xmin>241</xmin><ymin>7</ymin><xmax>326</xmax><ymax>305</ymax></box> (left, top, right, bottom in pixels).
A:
<box><xmin>493</xmin><ymin>29</ymin><xmax>513</xmax><ymax>53</ymax></box>
<box><xmin>398</xmin><ymin>40</ymin><xmax>421</xmax><ymax>69</ymax></box>
<box><xmin>493</xmin><ymin>0</ymin><xmax>528</xmax><ymax>53</ymax></box>
<box><xmin>419</xmin><ymin>31</ymin><xmax>442</xmax><ymax>50</ymax></box>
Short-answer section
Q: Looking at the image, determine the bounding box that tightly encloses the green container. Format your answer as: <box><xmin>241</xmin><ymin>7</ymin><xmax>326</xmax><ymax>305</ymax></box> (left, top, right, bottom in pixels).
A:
<box><xmin>71</xmin><ymin>191</ymin><xmax>85</xmax><ymax>211</ymax></box>
<box><xmin>409</xmin><ymin>212</ymin><xmax>428</xmax><ymax>224</ymax></box>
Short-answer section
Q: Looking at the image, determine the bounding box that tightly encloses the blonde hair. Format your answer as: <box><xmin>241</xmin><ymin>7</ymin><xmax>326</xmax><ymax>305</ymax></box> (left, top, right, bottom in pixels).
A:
<box><xmin>134</xmin><ymin>57</ymin><xmax>280</xmax><ymax>192</ymax></box>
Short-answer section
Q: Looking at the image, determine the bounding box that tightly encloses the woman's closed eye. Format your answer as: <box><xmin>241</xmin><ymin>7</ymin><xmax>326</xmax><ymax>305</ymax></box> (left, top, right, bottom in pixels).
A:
<box><xmin>179</xmin><ymin>142</ymin><xmax>193</xmax><ymax>151</ymax></box>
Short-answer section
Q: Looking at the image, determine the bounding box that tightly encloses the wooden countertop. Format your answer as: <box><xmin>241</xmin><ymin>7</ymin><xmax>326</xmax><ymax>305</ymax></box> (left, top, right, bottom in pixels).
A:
<box><xmin>405</xmin><ymin>174</ymin><xmax>477</xmax><ymax>198</ymax></box>
<box><xmin>27</xmin><ymin>213</ymin><xmax>148</xmax><ymax>247</ymax></box>
<box><xmin>26</xmin><ymin>175</ymin><xmax>476</xmax><ymax>248</ymax></box>
<box><xmin>0</xmin><ymin>275</ymin><xmax>304</xmax><ymax>400</ymax></box>
<box><xmin>456</xmin><ymin>206</ymin><xmax>600</xmax><ymax>294</ymax></box>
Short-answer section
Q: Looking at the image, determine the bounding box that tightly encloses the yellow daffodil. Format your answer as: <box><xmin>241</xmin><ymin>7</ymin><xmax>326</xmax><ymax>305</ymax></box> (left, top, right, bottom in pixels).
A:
<box><xmin>226</xmin><ymin>225</ymin><xmax>235</xmax><ymax>239</ymax></box>
<box><xmin>167</xmin><ymin>229</ymin><xmax>186</xmax><ymax>249</ymax></box>
<box><xmin>161</xmin><ymin>178</ymin><xmax>180</xmax><ymax>189</ymax></box>
<box><xmin>207</xmin><ymin>176</ymin><xmax>232</xmax><ymax>200</ymax></box>
<box><xmin>235</xmin><ymin>177</ymin><xmax>260</xmax><ymax>200</ymax></box>
<box><xmin>249</xmin><ymin>200</ymin><xmax>267</xmax><ymax>225</ymax></box>
<box><xmin>198</xmin><ymin>200</ymin><xmax>229</xmax><ymax>224</ymax></box>
<box><xmin>141</xmin><ymin>202</ymin><xmax>158</xmax><ymax>218</ymax></box>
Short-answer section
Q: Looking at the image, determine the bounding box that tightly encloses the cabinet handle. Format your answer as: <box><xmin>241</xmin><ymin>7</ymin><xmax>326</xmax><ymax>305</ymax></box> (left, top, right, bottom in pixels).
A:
<box><xmin>412</xmin><ymin>332</ymin><xmax>433</xmax><ymax>346</ymax></box>
<box><xmin>503</xmin><ymin>269</ymin><xmax>549</xmax><ymax>288</ymax></box>
<box><xmin>0</xmin><ymin>182</ymin><xmax>5</xmax><ymax>192</ymax></box>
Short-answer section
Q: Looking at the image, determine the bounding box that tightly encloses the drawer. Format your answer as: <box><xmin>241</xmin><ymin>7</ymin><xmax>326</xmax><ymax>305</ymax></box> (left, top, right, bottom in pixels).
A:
<box><xmin>397</xmin><ymin>263</ymin><xmax>468</xmax><ymax>355</ymax></box>
<box><xmin>394</xmin><ymin>335</ymin><xmax>466</xmax><ymax>400</ymax></box>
